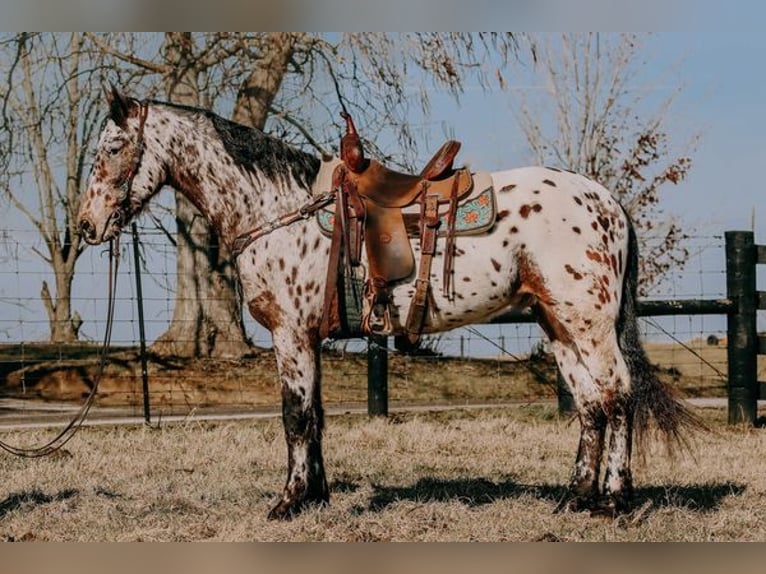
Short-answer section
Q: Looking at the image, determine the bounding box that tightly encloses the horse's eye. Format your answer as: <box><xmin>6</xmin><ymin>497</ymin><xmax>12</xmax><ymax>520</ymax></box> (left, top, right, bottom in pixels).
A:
<box><xmin>107</xmin><ymin>144</ymin><xmax>124</xmax><ymax>156</ymax></box>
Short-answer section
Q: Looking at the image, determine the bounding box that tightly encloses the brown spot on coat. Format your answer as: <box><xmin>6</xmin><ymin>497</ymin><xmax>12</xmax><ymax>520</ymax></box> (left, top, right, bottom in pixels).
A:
<box><xmin>513</xmin><ymin>251</ymin><xmax>573</xmax><ymax>346</ymax></box>
<box><xmin>248</xmin><ymin>291</ymin><xmax>282</xmax><ymax>331</ymax></box>
<box><xmin>500</xmin><ymin>184</ymin><xmax>517</xmax><ymax>193</ymax></box>
<box><xmin>564</xmin><ymin>264</ymin><xmax>583</xmax><ymax>280</ymax></box>
<box><xmin>585</xmin><ymin>250</ymin><xmax>602</xmax><ymax>263</ymax></box>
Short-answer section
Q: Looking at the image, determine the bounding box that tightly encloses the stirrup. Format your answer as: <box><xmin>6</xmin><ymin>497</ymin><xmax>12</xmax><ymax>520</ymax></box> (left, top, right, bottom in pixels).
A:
<box><xmin>362</xmin><ymin>278</ymin><xmax>393</xmax><ymax>334</ymax></box>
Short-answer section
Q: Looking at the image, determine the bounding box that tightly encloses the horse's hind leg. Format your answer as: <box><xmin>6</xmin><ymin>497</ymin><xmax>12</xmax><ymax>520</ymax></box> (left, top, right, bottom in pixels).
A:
<box><xmin>545</xmin><ymin>313</ymin><xmax>634</xmax><ymax>515</ymax></box>
<box><xmin>576</xmin><ymin>333</ymin><xmax>635</xmax><ymax>515</ymax></box>
<box><xmin>599</xmin><ymin>351</ymin><xmax>634</xmax><ymax>515</ymax></box>
<box><xmin>267</xmin><ymin>327</ymin><xmax>329</xmax><ymax>520</ymax></box>
<box><xmin>549</xmin><ymin>339</ymin><xmax>606</xmax><ymax>512</ymax></box>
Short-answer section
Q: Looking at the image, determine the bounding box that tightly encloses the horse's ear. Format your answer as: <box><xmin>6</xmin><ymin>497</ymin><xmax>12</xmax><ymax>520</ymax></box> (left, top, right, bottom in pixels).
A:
<box><xmin>104</xmin><ymin>84</ymin><xmax>132</xmax><ymax>129</ymax></box>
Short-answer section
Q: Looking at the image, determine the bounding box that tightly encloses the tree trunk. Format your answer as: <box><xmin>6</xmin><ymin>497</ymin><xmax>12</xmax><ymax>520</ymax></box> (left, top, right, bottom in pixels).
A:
<box><xmin>232</xmin><ymin>33</ymin><xmax>296</xmax><ymax>130</ymax></box>
<box><xmin>14</xmin><ymin>33</ymin><xmax>87</xmax><ymax>345</ymax></box>
<box><xmin>152</xmin><ymin>193</ymin><xmax>251</xmax><ymax>358</ymax></box>
<box><xmin>151</xmin><ymin>32</ymin><xmax>252</xmax><ymax>359</ymax></box>
<box><xmin>41</xmin><ymin>274</ymin><xmax>80</xmax><ymax>344</ymax></box>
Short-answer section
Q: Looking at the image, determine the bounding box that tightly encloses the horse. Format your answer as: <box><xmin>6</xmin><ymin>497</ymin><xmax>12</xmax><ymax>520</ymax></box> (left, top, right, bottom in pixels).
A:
<box><xmin>77</xmin><ymin>86</ymin><xmax>700</xmax><ymax>520</ymax></box>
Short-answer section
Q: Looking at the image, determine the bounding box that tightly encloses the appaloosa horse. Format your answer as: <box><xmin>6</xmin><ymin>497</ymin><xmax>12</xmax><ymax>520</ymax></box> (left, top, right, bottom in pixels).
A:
<box><xmin>77</xmin><ymin>87</ymin><xmax>699</xmax><ymax>519</ymax></box>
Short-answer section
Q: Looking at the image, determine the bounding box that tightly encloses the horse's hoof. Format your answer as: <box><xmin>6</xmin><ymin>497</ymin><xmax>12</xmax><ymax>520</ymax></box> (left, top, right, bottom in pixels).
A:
<box><xmin>267</xmin><ymin>499</ymin><xmax>298</xmax><ymax>521</ymax></box>
<box><xmin>554</xmin><ymin>494</ymin><xmax>597</xmax><ymax>514</ymax></box>
<box><xmin>588</xmin><ymin>495</ymin><xmax>632</xmax><ymax>520</ymax></box>
<box><xmin>267</xmin><ymin>493</ymin><xmax>329</xmax><ymax>521</ymax></box>
<box><xmin>589</xmin><ymin>504</ymin><xmax>617</xmax><ymax>520</ymax></box>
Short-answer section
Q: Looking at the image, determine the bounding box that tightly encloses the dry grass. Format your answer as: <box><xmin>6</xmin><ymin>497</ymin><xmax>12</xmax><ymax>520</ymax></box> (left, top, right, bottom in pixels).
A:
<box><xmin>0</xmin><ymin>405</ymin><xmax>763</xmax><ymax>541</ymax></box>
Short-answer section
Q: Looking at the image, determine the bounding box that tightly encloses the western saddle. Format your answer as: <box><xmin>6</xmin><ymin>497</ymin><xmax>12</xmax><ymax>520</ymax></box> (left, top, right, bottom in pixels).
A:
<box><xmin>320</xmin><ymin>112</ymin><xmax>475</xmax><ymax>344</ymax></box>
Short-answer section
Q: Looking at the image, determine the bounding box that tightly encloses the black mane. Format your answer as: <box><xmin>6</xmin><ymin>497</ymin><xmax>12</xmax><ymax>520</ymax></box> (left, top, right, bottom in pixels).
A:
<box><xmin>151</xmin><ymin>100</ymin><xmax>321</xmax><ymax>189</ymax></box>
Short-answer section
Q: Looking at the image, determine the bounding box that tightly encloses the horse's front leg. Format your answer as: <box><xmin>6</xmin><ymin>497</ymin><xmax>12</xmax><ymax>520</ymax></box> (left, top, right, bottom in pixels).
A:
<box><xmin>267</xmin><ymin>328</ymin><xmax>329</xmax><ymax>520</ymax></box>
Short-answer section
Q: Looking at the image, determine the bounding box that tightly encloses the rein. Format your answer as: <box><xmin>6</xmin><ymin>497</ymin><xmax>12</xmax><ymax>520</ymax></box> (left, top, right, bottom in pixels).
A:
<box><xmin>0</xmin><ymin>233</ymin><xmax>121</xmax><ymax>457</ymax></box>
<box><xmin>231</xmin><ymin>190</ymin><xmax>336</xmax><ymax>258</ymax></box>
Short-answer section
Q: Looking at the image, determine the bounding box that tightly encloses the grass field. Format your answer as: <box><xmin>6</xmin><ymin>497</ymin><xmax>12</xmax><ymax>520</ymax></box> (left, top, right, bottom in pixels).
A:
<box><xmin>0</xmin><ymin>404</ymin><xmax>763</xmax><ymax>541</ymax></box>
<box><xmin>0</xmin><ymin>340</ymin><xmax>763</xmax><ymax>541</ymax></box>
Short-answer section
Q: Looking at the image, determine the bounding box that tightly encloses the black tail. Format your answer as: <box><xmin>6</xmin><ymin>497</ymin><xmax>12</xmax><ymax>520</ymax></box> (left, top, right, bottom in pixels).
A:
<box><xmin>617</xmin><ymin>216</ymin><xmax>707</xmax><ymax>450</ymax></box>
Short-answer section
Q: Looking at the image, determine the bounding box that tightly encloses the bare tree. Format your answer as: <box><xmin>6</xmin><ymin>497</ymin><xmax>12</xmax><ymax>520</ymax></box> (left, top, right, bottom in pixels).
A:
<box><xmin>0</xmin><ymin>33</ymin><xmax>108</xmax><ymax>342</ymax></box>
<box><xmin>515</xmin><ymin>33</ymin><xmax>696</xmax><ymax>294</ymax></box>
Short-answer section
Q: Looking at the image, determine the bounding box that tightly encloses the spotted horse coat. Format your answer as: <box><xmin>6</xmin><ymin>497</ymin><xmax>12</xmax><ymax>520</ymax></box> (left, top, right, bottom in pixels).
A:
<box><xmin>77</xmin><ymin>87</ymin><xmax>701</xmax><ymax>520</ymax></box>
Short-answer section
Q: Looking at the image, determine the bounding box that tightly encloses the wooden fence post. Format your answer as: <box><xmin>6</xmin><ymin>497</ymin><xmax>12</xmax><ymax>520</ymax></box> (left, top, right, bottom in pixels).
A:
<box><xmin>725</xmin><ymin>230</ymin><xmax>758</xmax><ymax>425</ymax></box>
<box><xmin>367</xmin><ymin>335</ymin><xmax>388</xmax><ymax>417</ymax></box>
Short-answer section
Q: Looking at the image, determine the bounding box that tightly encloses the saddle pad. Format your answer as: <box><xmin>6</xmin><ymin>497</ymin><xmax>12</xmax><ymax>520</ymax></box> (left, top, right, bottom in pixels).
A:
<box><xmin>442</xmin><ymin>185</ymin><xmax>496</xmax><ymax>236</ymax></box>
<box><xmin>317</xmin><ymin>181</ymin><xmax>497</xmax><ymax>239</ymax></box>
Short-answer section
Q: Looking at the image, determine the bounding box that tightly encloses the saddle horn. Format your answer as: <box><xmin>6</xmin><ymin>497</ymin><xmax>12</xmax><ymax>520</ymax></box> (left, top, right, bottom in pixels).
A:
<box><xmin>340</xmin><ymin>112</ymin><xmax>367</xmax><ymax>174</ymax></box>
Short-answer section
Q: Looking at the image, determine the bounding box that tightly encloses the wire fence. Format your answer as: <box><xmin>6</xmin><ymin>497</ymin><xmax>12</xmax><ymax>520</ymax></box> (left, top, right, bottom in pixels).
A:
<box><xmin>0</xmin><ymin>225</ymin><xmax>743</xmax><ymax>412</ymax></box>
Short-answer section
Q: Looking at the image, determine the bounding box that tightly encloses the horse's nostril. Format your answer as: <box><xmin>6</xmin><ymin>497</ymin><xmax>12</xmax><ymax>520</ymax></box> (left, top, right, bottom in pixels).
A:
<box><xmin>79</xmin><ymin>218</ymin><xmax>94</xmax><ymax>238</ymax></box>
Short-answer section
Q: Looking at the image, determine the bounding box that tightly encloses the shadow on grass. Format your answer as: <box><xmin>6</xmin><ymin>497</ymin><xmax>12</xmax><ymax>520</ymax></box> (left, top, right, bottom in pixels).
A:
<box><xmin>360</xmin><ymin>477</ymin><xmax>745</xmax><ymax>516</ymax></box>
<box><xmin>0</xmin><ymin>488</ymin><xmax>79</xmax><ymax>519</ymax></box>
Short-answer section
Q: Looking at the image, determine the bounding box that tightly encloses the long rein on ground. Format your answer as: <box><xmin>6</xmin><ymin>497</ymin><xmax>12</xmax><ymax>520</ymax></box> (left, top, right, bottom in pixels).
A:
<box><xmin>0</xmin><ymin>239</ymin><xmax>121</xmax><ymax>458</ymax></box>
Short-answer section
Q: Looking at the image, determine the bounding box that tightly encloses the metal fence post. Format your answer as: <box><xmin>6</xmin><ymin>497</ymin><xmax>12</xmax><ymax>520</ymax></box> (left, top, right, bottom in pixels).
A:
<box><xmin>131</xmin><ymin>223</ymin><xmax>151</xmax><ymax>425</ymax></box>
<box><xmin>367</xmin><ymin>335</ymin><xmax>388</xmax><ymax>417</ymax></box>
<box><xmin>725</xmin><ymin>230</ymin><xmax>758</xmax><ymax>425</ymax></box>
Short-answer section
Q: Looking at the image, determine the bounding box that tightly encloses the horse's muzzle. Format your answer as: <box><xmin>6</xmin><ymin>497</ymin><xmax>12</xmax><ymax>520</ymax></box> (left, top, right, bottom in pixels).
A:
<box><xmin>78</xmin><ymin>209</ymin><xmax>123</xmax><ymax>245</ymax></box>
<box><xmin>78</xmin><ymin>217</ymin><xmax>98</xmax><ymax>244</ymax></box>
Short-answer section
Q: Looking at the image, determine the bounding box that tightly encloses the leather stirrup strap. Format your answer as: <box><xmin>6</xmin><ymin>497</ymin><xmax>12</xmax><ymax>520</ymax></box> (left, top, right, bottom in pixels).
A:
<box><xmin>405</xmin><ymin>194</ymin><xmax>440</xmax><ymax>344</ymax></box>
<box><xmin>339</xmin><ymin>177</ymin><xmax>365</xmax><ymax>270</ymax></box>
<box><xmin>320</xmin><ymin>198</ymin><xmax>345</xmax><ymax>340</ymax></box>
<box><xmin>442</xmin><ymin>173</ymin><xmax>461</xmax><ymax>301</ymax></box>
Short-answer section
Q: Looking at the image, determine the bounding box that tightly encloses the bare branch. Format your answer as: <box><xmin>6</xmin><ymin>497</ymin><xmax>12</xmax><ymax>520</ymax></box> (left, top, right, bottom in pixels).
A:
<box><xmin>515</xmin><ymin>33</ymin><xmax>698</xmax><ymax>291</ymax></box>
<box><xmin>85</xmin><ymin>32</ymin><xmax>170</xmax><ymax>74</ymax></box>
<box><xmin>269</xmin><ymin>104</ymin><xmax>331</xmax><ymax>156</ymax></box>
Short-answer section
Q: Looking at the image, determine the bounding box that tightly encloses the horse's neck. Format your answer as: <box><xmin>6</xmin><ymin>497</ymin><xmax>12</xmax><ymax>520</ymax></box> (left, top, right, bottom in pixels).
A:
<box><xmin>153</xmin><ymin>105</ymin><xmax>318</xmax><ymax>247</ymax></box>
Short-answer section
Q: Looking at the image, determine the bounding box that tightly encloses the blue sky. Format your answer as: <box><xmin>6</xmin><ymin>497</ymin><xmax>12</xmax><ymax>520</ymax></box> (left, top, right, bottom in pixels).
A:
<box><xmin>653</xmin><ymin>32</ymin><xmax>766</xmax><ymax>236</ymax></box>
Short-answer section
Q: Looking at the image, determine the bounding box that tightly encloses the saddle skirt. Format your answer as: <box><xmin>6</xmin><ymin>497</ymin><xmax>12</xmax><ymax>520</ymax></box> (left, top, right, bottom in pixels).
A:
<box><xmin>317</xmin><ymin>173</ymin><xmax>495</xmax><ymax>240</ymax></box>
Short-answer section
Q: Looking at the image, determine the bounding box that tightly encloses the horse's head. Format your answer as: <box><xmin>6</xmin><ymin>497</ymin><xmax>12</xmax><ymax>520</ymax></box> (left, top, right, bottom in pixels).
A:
<box><xmin>78</xmin><ymin>86</ymin><xmax>158</xmax><ymax>245</ymax></box>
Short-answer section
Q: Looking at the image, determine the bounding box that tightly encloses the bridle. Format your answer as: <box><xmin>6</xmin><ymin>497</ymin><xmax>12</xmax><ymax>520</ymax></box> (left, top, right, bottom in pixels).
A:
<box><xmin>112</xmin><ymin>101</ymin><xmax>150</xmax><ymax>228</ymax></box>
